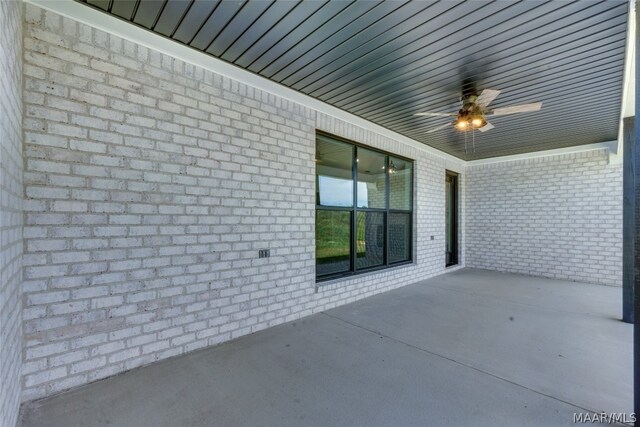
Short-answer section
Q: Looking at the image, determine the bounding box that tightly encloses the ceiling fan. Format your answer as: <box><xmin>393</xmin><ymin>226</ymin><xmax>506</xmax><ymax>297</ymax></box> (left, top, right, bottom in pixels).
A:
<box><xmin>415</xmin><ymin>89</ymin><xmax>542</xmax><ymax>134</ymax></box>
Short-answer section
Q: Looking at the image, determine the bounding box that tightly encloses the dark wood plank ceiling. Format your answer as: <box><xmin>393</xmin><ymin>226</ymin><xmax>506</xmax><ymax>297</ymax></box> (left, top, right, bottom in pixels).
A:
<box><xmin>79</xmin><ymin>0</ymin><xmax>629</xmax><ymax>160</ymax></box>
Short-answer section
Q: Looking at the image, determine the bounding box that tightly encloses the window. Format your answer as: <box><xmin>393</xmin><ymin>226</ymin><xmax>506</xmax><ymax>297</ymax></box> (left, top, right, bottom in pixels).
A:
<box><xmin>316</xmin><ymin>133</ymin><xmax>413</xmax><ymax>281</ymax></box>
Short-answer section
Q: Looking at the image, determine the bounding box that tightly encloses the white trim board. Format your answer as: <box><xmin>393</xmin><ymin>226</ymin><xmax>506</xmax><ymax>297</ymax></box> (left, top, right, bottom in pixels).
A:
<box><xmin>620</xmin><ymin>0</ymin><xmax>636</xmax><ymax>120</ymax></box>
<box><xmin>617</xmin><ymin>0</ymin><xmax>636</xmax><ymax>153</ymax></box>
<box><xmin>466</xmin><ymin>141</ymin><xmax>618</xmax><ymax>166</ymax></box>
<box><xmin>24</xmin><ymin>0</ymin><xmax>623</xmax><ymax>168</ymax></box>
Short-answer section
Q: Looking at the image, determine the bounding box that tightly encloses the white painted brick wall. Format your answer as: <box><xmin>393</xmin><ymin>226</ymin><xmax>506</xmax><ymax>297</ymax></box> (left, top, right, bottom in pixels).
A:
<box><xmin>1</xmin><ymin>1</ymin><xmax>24</xmax><ymax>426</ymax></box>
<box><xmin>466</xmin><ymin>150</ymin><xmax>622</xmax><ymax>286</ymax></box>
<box><xmin>21</xmin><ymin>5</ymin><xmax>465</xmax><ymax>401</ymax></box>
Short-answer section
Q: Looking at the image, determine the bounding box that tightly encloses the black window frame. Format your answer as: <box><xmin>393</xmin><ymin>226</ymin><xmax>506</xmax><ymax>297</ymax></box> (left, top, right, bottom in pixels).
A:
<box><xmin>316</xmin><ymin>132</ymin><xmax>414</xmax><ymax>282</ymax></box>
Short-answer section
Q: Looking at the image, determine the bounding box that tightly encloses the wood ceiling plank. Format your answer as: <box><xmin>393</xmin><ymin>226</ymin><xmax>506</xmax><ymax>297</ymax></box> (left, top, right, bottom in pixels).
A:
<box><xmin>233</xmin><ymin>1</ymin><xmax>327</xmax><ymax>68</ymax></box>
<box><xmin>318</xmin><ymin>2</ymin><xmax>625</xmax><ymax>108</ymax></box>
<box><xmin>132</xmin><ymin>0</ymin><xmax>166</xmax><ymax>29</ymax></box>
<box><xmin>173</xmin><ymin>0</ymin><xmax>221</xmax><ymax>45</ymax></box>
<box><xmin>153</xmin><ymin>0</ymin><xmax>194</xmax><ymax>36</ymax></box>
<box><xmin>245</xmin><ymin>1</ymin><xmax>353</xmax><ymax>74</ymax></box>
<box><xmin>391</xmin><ymin>76</ymin><xmax>623</xmax><ymax>135</ymax></box>
<box><xmin>304</xmin><ymin>1</ymin><xmax>506</xmax><ymax>99</ymax></box>
<box><xmin>364</xmin><ymin>42</ymin><xmax>626</xmax><ymax>125</ymax></box>
<box><xmin>109</xmin><ymin>0</ymin><xmax>137</xmax><ymax>19</ymax></box>
<box><xmin>220</xmin><ymin>0</ymin><xmax>301</xmax><ymax>64</ymax></box>
<box><xmin>259</xmin><ymin>1</ymin><xmax>384</xmax><ymax>79</ymax></box>
<box><xmin>206</xmin><ymin>1</ymin><xmax>274</xmax><ymax>57</ymax></box>
<box><xmin>86</xmin><ymin>0</ymin><xmax>110</xmax><ymax>11</ymax></box>
<box><xmin>272</xmin><ymin>1</ymin><xmax>409</xmax><ymax>84</ymax></box>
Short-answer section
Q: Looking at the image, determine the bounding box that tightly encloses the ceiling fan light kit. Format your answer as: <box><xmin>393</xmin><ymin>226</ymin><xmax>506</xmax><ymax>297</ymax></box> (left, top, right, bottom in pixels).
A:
<box><xmin>454</xmin><ymin>96</ymin><xmax>488</xmax><ymax>131</ymax></box>
<box><xmin>454</xmin><ymin>115</ymin><xmax>486</xmax><ymax>131</ymax></box>
<box><xmin>416</xmin><ymin>89</ymin><xmax>543</xmax><ymax>141</ymax></box>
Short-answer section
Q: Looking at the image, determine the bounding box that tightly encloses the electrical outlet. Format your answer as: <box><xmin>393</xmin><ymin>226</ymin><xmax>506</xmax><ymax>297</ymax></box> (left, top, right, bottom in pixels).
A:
<box><xmin>259</xmin><ymin>249</ymin><xmax>270</xmax><ymax>258</ymax></box>
<box><xmin>430</xmin><ymin>235</ymin><xmax>434</xmax><ymax>240</ymax></box>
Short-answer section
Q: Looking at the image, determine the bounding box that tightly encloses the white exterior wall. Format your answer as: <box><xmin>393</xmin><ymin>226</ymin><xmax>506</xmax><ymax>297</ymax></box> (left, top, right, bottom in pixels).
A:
<box><xmin>0</xmin><ymin>1</ymin><xmax>24</xmax><ymax>426</ymax></box>
<box><xmin>466</xmin><ymin>150</ymin><xmax>622</xmax><ymax>286</ymax></box>
<box><xmin>21</xmin><ymin>5</ymin><xmax>465</xmax><ymax>401</ymax></box>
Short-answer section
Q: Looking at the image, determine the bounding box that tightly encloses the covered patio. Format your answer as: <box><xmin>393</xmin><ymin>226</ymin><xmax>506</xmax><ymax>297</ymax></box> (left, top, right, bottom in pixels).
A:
<box><xmin>21</xmin><ymin>269</ymin><xmax>632</xmax><ymax>426</ymax></box>
<box><xmin>1</xmin><ymin>1</ymin><xmax>637</xmax><ymax>426</ymax></box>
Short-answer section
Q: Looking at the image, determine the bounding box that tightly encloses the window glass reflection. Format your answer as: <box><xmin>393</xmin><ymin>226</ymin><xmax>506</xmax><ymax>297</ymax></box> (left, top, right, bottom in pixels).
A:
<box><xmin>316</xmin><ymin>210</ymin><xmax>351</xmax><ymax>276</ymax></box>
<box><xmin>357</xmin><ymin>148</ymin><xmax>386</xmax><ymax>209</ymax></box>
<box><xmin>389</xmin><ymin>157</ymin><xmax>412</xmax><ymax>211</ymax></box>
<box><xmin>316</xmin><ymin>136</ymin><xmax>353</xmax><ymax>207</ymax></box>
<box><xmin>315</xmin><ymin>133</ymin><xmax>413</xmax><ymax>280</ymax></box>
<box><xmin>356</xmin><ymin>211</ymin><xmax>384</xmax><ymax>269</ymax></box>
<box><xmin>389</xmin><ymin>213</ymin><xmax>411</xmax><ymax>263</ymax></box>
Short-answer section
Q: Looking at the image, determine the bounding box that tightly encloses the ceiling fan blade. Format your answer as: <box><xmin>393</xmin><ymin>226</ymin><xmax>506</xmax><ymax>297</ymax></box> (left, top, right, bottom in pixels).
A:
<box><xmin>476</xmin><ymin>89</ymin><xmax>501</xmax><ymax>108</ymax></box>
<box><xmin>489</xmin><ymin>102</ymin><xmax>542</xmax><ymax>116</ymax></box>
<box><xmin>425</xmin><ymin>122</ymin><xmax>452</xmax><ymax>133</ymax></box>
<box><xmin>478</xmin><ymin>122</ymin><xmax>494</xmax><ymax>132</ymax></box>
<box><xmin>414</xmin><ymin>112</ymin><xmax>456</xmax><ymax>117</ymax></box>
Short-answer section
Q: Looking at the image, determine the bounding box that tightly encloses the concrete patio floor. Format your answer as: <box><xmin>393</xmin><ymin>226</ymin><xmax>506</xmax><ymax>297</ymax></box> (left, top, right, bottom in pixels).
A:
<box><xmin>21</xmin><ymin>268</ymin><xmax>632</xmax><ymax>427</ymax></box>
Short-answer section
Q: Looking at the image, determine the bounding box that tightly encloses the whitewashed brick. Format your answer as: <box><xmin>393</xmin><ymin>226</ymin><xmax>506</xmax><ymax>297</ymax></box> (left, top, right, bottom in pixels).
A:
<box><xmin>1</xmin><ymin>2</ymin><xmax>23</xmax><ymax>424</ymax></box>
<box><xmin>19</xmin><ymin>4</ymin><xmax>466</xmax><ymax>406</ymax></box>
<box><xmin>25</xmin><ymin>367</ymin><xmax>68</xmax><ymax>388</ymax></box>
<box><xmin>26</xmin><ymin>341</ymin><xmax>69</xmax><ymax>360</ymax></box>
<box><xmin>466</xmin><ymin>151</ymin><xmax>622</xmax><ymax>286</ymax></box>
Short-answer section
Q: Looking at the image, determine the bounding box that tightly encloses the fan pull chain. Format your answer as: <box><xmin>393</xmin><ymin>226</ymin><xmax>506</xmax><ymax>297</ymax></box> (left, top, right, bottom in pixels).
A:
<box><xmin>472</xmin><ymin>128</ymin><xmax>476</xmax><ymax>153</ymax></box>
<box><xmin>464</xmin><ymin>129</ymin><xmax>468</xmax><ymax>154</ymax></box>
<box><xmin>463</xmin><ymin>128</ymin><xmax>477</xmax><ymax>155</ymax></box>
